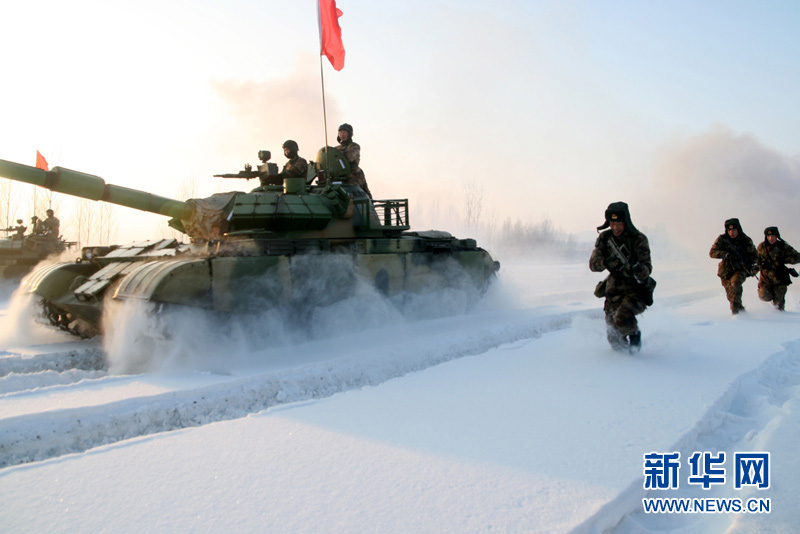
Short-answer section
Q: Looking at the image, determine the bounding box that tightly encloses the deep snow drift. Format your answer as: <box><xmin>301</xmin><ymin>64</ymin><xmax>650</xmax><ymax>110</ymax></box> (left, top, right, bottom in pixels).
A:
<box><xmin>1</xmin><ymin>257</ymin><xmax>799</xmax><ymax>533</ymax></box>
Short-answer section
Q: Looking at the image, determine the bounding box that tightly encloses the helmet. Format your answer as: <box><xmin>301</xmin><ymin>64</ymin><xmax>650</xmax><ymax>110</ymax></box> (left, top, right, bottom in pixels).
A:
<box><xmin>282</xmin><ymin>140</ymin><xmax>298</xmax><ymax>151</ymax></box>
<box><xmin>16</xmin><ymin>219</ymin><xmax>22</xmax><ymax>224</ymax></box>
<box><xmin>46</xmin><ymin>209</ymin><xmax>54</xmax><ymax>216</ymax></box>
<box><xmin>338</xmin><ymin>123</ymin><xmax>353</xmax><ymax>136</ymax></box>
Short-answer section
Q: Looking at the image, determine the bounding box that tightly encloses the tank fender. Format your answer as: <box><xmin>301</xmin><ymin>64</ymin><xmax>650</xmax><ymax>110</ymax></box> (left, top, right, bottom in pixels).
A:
<box><xmin>20</xmin><ymin>261</ymin><xmax>98</xmax><ymax>300</ymax></box>
<box><xmin>114</xmin><ymin>259</ymin><xmax>213</xmax><ymax>308</ymax></box>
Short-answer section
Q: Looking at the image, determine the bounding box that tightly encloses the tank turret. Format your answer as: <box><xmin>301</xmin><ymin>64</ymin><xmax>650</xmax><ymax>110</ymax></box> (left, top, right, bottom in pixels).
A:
<box><xmin>0</xmin><ymin>230</ymin><xmax>77</xmax><ymax>280</ymax></box>
<box><xmin>0</xmin><ymin>147</ymin><xmax>499</xmax><ymax>339</ymax></box>
<box><xmin>0</xmin><ymin>151</ymin><xmax>404</xmax><ymax>241</ymax></box>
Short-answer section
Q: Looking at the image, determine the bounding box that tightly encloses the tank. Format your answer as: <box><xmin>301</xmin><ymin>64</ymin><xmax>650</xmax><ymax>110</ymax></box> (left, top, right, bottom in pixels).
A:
<box><xmin>0</xmin><ymin>149</ymin><xmax>500</xmax><ymax>337</ymax></box>
<box><xmin>0</xmin><ymin>222</ymin><xmax>76</xmax><ymax>280</ymax></box>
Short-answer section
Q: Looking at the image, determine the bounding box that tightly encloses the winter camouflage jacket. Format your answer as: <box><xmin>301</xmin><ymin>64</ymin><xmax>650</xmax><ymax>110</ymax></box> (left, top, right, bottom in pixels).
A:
<box><xmin>757</xmin><ymin>240</ymin><xmax>800</xmax><ymax>286</ymax></box>
<box><xmin>263</xmin><ymin>156</ymin><xmax>309</xmax><ymax>186</ymax></box>
<box><xmin>590</xmin><ymin>229</ymin><xmax>652</xmax><ymax>298</ymax></box>
<box><xmin>709</xmin><ymin>234</ymin><xmax>757</xmax><ymax>279</ymax></box>
<box><xmin>335</xmin><ymin>140</ymin><xmax>368</xmax><ymax>189</ymax></box>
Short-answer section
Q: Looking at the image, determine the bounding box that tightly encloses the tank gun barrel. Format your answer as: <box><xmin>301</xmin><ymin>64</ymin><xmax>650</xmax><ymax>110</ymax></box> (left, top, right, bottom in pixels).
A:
<box><xmin>0</xmin><ymin>158</ymin><xmax>188</xmax><ymax>219</ymax></box>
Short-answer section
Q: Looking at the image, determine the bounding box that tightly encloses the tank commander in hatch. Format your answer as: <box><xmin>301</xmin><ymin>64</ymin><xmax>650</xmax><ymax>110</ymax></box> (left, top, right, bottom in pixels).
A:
<box><xmin>261</xmin><ymin>140</ymin><xmax>308</xmax><ymax>186</ymax></box>
<box><xmin>589</xmin><ymin>201</ymin><xmax>654</xmax><ymax>352</ymax></box>
<box><xmin>42</xmin><ymin>209</ymin><xmax>60</xmax><ymax>237</ymax></box>
<box><xmin>756</xmin><ymin>226</ymin><xmax>800</xmax><ymax>311</ymax></box>
<box><xmin>709</xmin><ymin>218</ymin><xmax>757</xmax><ymax>315</ymax></box>
<box><xmin>2</xmin><ymin>219</ymin><xmax>27</xmax><ymax>239</ymax></box>
<box><xmin>335</xmin><ymin>123</ymin><xmax>372</xmax><ymax>198</ymax></box>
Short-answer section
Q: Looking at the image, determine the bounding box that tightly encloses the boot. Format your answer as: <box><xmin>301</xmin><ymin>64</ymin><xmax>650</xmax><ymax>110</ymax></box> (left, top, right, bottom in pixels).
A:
<box><xmin>628</xmin><ymin>330</ymin><xmax>641</xmax><ymax>353</ymax></box>
<box><xmin>606</xmin><ymin>327</ymin><xmax>626</xmax><ymax>351</ymax></box>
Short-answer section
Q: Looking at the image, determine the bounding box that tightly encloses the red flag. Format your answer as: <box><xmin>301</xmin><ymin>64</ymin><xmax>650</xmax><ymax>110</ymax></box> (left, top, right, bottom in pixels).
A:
<box><xmin>35</xmin><ymin>150</ymin><xmax>49</xmax><ymax>171</ymax></box>
<box><xmin>319</xmin><ymin>0</ymin><xmax>345</xmax><ymax>71</ymax></box>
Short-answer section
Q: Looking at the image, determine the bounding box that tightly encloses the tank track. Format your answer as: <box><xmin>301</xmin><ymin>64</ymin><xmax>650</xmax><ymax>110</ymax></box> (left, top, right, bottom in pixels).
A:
<box><xmin>41</xmin><ymin>300</ymin><xmax>91</xmax><ymax>339</ymax></box>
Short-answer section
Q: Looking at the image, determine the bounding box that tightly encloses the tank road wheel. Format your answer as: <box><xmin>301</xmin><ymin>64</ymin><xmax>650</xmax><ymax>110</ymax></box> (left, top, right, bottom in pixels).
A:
<box><xmin>41</xmin><ymin>300</ymin><xmax>94</xmax><ymax>339</ymax></box>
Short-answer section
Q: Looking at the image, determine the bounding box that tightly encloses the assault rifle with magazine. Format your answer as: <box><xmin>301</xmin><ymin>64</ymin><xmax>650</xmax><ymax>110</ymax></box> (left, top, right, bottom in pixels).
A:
<box><xmin>605</xmin><ymin>237</ymin><xmax>657</xmax><ymax>305</ymax></box>
<box><xmin>722</xmin><ymin>241</ymin><xmax>759</xmax><ymax>278</ymax></box>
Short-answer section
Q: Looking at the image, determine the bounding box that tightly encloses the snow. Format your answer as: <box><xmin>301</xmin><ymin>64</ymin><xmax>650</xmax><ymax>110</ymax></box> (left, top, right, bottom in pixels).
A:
<box><xmin>1</xmin><ymin>257</ymin><xmax>800</xmax><ymax>533</ymax></box>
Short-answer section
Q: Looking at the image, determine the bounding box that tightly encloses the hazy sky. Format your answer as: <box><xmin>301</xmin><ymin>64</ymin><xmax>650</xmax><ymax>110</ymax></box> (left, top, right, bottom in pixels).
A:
<box><xmin>1</xmin><ymin>0</ymin><xmax>799</xmax><ymax>248</ymax></box>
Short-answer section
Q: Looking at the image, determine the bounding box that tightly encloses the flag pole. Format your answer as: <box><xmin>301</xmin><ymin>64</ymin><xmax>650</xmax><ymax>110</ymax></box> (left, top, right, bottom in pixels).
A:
<box><xmin>320</xmin><ymin>55</ymin><xmax>329</xmax><ymax>150</ymax></box>
<box><xmin>317</xmin><ymin>1</ymin><xmax>331</xmax><ymax>179</ymax></box>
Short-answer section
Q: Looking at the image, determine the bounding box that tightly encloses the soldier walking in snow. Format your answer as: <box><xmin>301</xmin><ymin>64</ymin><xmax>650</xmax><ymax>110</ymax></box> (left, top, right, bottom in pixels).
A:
<box><xmin>590</xmin><ymin>202</ymin><xmax>654</xmax><ymax>352</ymax></box>
<box><xmin>709</xmin><ymin>218</ymin><xmax>758</xmax><ymax>315</ymax></box>
<box><xmin>756</xmin><ymin>226</ymin><xmax>800</xmax><ymax>311</ymax></box>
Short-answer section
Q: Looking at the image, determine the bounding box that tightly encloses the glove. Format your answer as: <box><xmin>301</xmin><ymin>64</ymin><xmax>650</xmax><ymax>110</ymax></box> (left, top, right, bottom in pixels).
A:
<box><xmin>621</xmin><ymin>263</ymin><xmax>633</xmax><ymax>277</ymax></box>
<box><xmin>632</xmin><ymin>262</ymin><xmax>647</xmax><ymax>280</ymax></box>
<box><xmin>604</xmin><ymin>257</ymin><xmax>623</xmax><ymax>273</ymax></box>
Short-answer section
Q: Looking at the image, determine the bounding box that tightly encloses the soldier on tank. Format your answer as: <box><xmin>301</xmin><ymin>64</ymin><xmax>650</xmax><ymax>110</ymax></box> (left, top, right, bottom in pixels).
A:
<box><xmin>2</xmin><ymin>219</ymin><xmax>27</xmax><ymax>239</ymax></box>
<box><xmin>590</xmin><ymin>201</ymin><xmax>653</xmax><ymax>352</ymax></box>
<box><xmin>709</xmin><ymin>218</ymin><xmax>758</xmax><ymax>314</ymax></box>
<box><xmin>335</xmin><ymin>123</ymin><xmax>372</xmax><ymax>198</ymax></box>
<box><xmin>42</xmin><ymin>209</ymin><xmax>60</xmax><ymax>237</ymax></box>
<box><xmin>756</xmin><ymin>226</ymin><xmax>800</xmax><ymax>311</ymax></box>
<box><xmin>261</xmin><ymin>140</ymin><xmax>308</xmax><ymax>186</ymax></box>
<box><xmin>30</xmin><ymin>216</ymin><xmax>44</xmax><ymax>235</ymax></box>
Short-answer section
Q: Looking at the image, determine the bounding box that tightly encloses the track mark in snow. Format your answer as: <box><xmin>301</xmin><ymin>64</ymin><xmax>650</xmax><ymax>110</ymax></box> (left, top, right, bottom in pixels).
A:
<box><xmin>570</xmin><ymin>338</ymin><xmax>800</xmax><ymax>534</ymax></box>
<box><xmin>0</xmin><ymin>348</ymin><xmax>107</xmax><ymax>378</ymax></box>
<box><xmin>0</xmin><ymin>310</ymin><xmax>590</xmax><ymax>469</ymax></box>
<box><xmin>0</xmin><ymin>369</ymin><xmax>107</xmax><ymax>396</ymax></box>
<box><xmin>0</xmin><ymin>287</ymin><xmax>721</xmax><ymax>469</ymax></box>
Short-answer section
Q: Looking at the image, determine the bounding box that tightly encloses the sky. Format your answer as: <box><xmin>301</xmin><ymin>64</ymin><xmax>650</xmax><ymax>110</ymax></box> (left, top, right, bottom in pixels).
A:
<box><xmin>1</xmin><ymin>0</ymin><xmax>800</xmax><ymax>248</ymax></box>
<box><xmin>2</xmin><ymin>259</ymin><xmax>800</xmax><ymax>532</ymax></box>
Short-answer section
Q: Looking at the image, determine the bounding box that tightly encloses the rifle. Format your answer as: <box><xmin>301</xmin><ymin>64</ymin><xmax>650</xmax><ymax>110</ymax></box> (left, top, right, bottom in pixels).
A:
<box><xmin>722</xmin><ymin>240</ymin><xmax>758</xmax><ymax>277</ymax></box>
<box><xmin>758</xmin><ymin>246</ymin><xmax>799</xmax><ymax>282</ymax></box>
<box><xmin>606</xmin><ymin>236</ymin><xmax>657</xmax><ymax>304</ymax></box>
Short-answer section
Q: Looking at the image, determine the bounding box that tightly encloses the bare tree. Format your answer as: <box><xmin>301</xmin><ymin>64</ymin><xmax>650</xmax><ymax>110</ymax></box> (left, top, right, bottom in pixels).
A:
<box><xmin>30</xmin><ymin>188</ymin><xmax>63</xmax><ymax>225</ymax></box>
<box><xmin>96</xmin><ymin>203</ymin><xmax>119</xmax><ymax>244</ymax></box>
<box><xmin>70</xmin><ymin>198</ymin><xmax>120</xmax><ymax>247</ymax></box>
<box><xmin>0</xmin><ymin>182</ymin><xmax>64</xmax><ymax>234</ymax></box>
<box><xmin>462</xmin><ymin>178</ymin><xmax>485</xmax><ymax>230</ymax></box>
<box><xmin>0</xmin><ymin>180</ymin><xmax>23</xmax><ymax>230</ymax></box>
<box><xmin>72</xmin><ymin>198</ymin><xmax>98</xmax><ymax>247</ymax></box>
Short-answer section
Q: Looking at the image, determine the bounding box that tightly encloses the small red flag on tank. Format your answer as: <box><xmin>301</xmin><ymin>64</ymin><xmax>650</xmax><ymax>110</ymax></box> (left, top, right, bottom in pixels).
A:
<box><xmin>35</xmin><ymin>150</ymin><xmax>49</xmax><ymax>171</ymax></box>
<box><xmin>319</xmin><ymin>0</ymin><xmax>345</xmax><ymax>71</ymax></box>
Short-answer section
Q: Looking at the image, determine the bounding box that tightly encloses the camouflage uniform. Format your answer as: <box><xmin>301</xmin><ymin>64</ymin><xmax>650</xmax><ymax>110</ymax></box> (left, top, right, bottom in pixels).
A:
<box><xmin>263</xmin><ymin>156</ymin><xmax>308</xmax><ymax>186</ymax></box>
<box><xmin>262</xmin><ymin>140</ymin><xmax>309</xmax><ymax>186</ymax></box>
<box><xmin>709</xmin><ymin>218</ymin><xmax>757</xmax><ymax>314</ymax></box>
<box><xmin>756</xmin><ymin>227</ymin><xmax>800</xmax><ymax>311</ymax></box>
<box><xmin>590</xmin><ymin>202</ymin><xmax>653</xmax><ymax>350</ymax></box>
<box><xmin>2</xmin><ymin>221</ymin><xmax>26</xmax><ymax>239</ymax></box>
<box><xmin>42</xmin><ymin>213</ymin><xmax>60</xmax><ymax>237</ymax></box>
<box><xmin>336</xmin><ymin>124</ymin><xmax>372</xmax><ymax>198</ymax></box>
